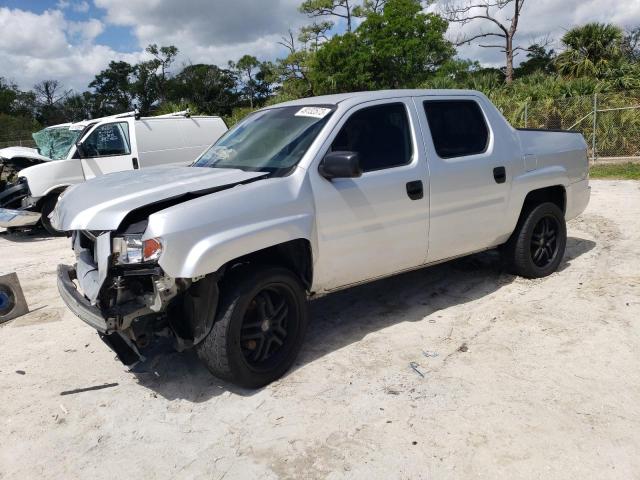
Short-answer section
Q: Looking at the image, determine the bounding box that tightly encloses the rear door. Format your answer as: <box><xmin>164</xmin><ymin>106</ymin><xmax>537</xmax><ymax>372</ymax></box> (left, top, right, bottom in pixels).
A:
<box><xmin>310</xmin><ymin>98</ymin><xmax>430</xmax><ymax>290</ymax></box>
<box><xmin>80</xmin><ymin>121</ymin><xmax>137</xmax><ymax>179</ymax></box>
<box><xmin>415</xmin><ymin>96</ymin><xmax>511</xmax><ymax>262</ymax></box>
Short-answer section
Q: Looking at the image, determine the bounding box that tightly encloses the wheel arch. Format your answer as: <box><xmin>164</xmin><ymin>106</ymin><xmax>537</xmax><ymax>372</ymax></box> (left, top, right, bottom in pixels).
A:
<box><xmin>220</xmin><ymin>238</ymin><xmax>314</xmax><ymax>291</ymax></box>
<box><xmin>521</xmin><ymin>185</ymin><xmax>566</xmax><ymax>215</ymax></box>
<box><xmin>36</xmin><ymin>185</ymin><xmax>69</xmax><ymax>209</ymax></box>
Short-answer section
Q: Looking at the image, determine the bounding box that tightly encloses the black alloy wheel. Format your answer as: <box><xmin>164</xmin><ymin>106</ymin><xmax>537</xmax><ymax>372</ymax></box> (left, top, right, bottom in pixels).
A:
<box><xmin>530</xmin><ymin>215</ymin><xmax>560</xmax><ymax>268</ymax></box>
<box><xmin>196</xmin><ymin>265</ymin><xmax>309</xmax><ymax>388</ymax></box>
<box><xmin>240</xmin><ymin>286</ymin><xmax>297</xmax><ymax>370</ymax></box>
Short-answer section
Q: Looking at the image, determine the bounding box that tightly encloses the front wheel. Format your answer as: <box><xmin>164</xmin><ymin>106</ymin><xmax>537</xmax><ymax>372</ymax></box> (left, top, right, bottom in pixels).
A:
<box><xmin>503</xmin><ymin>202</ymin><xmax>567</xmax><ymax>278</ymax></box>
<box><xmin>196</xmin><ymin>265</ymin><xmax>309</xmax><ymax>388</ymax></box>
<box><xmin>40</xmin><ymin>193</ymin><xmax>65</xmax><ymax>236</ymax></box>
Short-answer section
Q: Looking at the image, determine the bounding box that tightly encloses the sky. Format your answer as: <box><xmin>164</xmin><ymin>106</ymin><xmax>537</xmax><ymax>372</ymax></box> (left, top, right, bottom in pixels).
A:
<box><xmin>0</xmin><ymin>0</ymin><xmax>639</xmax><ymax>92</ymax></box>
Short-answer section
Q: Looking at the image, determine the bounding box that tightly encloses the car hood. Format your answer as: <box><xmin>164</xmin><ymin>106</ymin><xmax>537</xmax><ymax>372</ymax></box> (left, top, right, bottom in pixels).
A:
<box><xmin>51</xmin><ymin>166</ymin><xmax>268</xmax><ymax>231</ymax></box>
<box><xmin>0</xmin><ymin>146</ymin><xmax>52</xmax><ymax>163</ymax></box>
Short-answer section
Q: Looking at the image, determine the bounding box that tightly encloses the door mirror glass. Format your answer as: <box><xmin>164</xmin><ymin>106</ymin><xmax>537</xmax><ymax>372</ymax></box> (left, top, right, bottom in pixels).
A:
<box><xmin>319</xmin><ymin>151</ymin><xmax>362</xmax><ymax>180</ymax></box>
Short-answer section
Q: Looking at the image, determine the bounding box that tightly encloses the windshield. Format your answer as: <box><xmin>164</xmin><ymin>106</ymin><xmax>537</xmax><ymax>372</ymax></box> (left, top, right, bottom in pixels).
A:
<box><xmin>193</xmin><ymin>105</ymin><xmax>334</xmax><ymax>174</ymax></box>
<box><xmin>32</xmin><ymin>126</ymin><xmax>82</xmax><ymax>160</ymax></box>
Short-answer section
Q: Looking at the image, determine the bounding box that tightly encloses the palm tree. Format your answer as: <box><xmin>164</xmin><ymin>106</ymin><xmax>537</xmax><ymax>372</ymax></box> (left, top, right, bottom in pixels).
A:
<box><xmin>556</xmin><ymin>23</ymin><xmax>624</xmax><ymax>77</ymax></box>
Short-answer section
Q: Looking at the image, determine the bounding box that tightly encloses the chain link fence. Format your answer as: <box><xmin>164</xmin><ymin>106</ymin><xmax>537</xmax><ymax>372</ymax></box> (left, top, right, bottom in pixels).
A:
<box><xmin>0</xmin><ymin>130</ymin><xmax>36</xmax><ymax>149</ymax></box>
<box><xmin>497</xmin><ymin>90</ymin><xmax>640</xmax><ymax>162</ymax></box>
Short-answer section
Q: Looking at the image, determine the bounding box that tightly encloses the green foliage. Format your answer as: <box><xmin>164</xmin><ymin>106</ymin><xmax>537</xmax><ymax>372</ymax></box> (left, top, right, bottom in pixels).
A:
<box><xmin>590</xmin><ymin>163</ymin><xmax>640</xmax><ymax>180</ymax></box>
<box><xmin>89</xmin><ymin>61</ymin><xmax>136</xmax><ymax>115</ymax></box>
<box><xmin>556</xmin><ymin>23</ymin><xmax>625</xmax><ymax>77</ymax></box>
<box><xmin>515</xmin><ymin>45</ymin><xmax>556</xmax><ymax>77</ymax></box>
<box><xmin>229</xmin><ymin>56</ymin><xmax>274</xmax><ymax>108</ymax></box>
<box><xmin>311</xmin><ymin>0</ymin><xmax>454</xmax><ymax>93</ymax></box>
<box><xmin>224</xmin><ymin>106</ymin><xmax>258</xmax><ymax>127</ymax></box>
<box><xmin>168</xmin><ymin>63</ymin><xmax>239</xmax><ymax>116</ymax></box>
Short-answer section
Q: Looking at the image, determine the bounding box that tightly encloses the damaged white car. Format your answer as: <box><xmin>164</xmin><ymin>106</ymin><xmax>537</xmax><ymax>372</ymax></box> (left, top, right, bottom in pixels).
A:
<box><xmin>0</xmin><ymin>111</ymin><xmax>227</xmax><ymax>234</ymax></box>
<box><xmin>53</xmin><ymin>90</ymin><xmax>591</xmax><ymax>388</ymax></box>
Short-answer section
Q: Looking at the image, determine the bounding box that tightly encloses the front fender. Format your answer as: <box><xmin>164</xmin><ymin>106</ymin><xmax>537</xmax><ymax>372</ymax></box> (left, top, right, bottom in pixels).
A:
<box><xmin>144</xmin><ymin>172</ymin><xmax>317</xmax><ymax>279</ymax></box>
<box><xmin>159</xmin><ymin>214</ymin><xmax>315</xmax><ymax>278</ymax></box>
<box><xmin>20</xmin><ymin>159</ymin><xmax>84</xmax><ymax>198</ymax></box>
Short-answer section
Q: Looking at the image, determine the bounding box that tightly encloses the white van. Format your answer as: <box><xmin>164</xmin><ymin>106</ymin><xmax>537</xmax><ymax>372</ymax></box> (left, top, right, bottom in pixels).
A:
<box><xmin>0</xmin><ymin>110</ymin><xmax>227</xmax><ymax>233</ymax></box>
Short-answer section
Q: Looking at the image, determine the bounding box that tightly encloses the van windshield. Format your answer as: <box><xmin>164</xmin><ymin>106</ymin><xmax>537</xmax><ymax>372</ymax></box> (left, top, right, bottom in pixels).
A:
<box><xmin>32</xmin><ymin>126</ymin><xmax>82</xmax><ymax>160</ymax></box>
<box><xmin>193</xmin><ymin>105</ymin><xmax>334</xmax><ymax>174</ymax></box>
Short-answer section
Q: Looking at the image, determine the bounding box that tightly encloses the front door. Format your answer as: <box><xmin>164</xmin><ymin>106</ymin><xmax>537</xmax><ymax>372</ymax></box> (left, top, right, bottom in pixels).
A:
<box><xmin>310</xmin><ymin>99</ymin><xmax>430</xmax><ymax>291</ymax></box>
<box><xmin>80</xmin><ymin>121</ymin><xmax>136</xmax><ymax>179</ymax></box>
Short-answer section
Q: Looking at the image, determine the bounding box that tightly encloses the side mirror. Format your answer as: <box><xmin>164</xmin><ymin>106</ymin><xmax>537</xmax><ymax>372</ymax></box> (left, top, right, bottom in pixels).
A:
<box><xmin>319</xmin><ymin>151</ymin><xmax>362</xmax><ymax>180</ymax></box>
<box><xmin>75</xmin><ymin>141</ymin><xmax>86</xmax><ymax>159</ymax></box>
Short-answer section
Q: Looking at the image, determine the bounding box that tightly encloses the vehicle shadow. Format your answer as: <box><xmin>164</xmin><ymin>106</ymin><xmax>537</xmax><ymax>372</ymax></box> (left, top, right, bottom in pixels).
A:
<box><xmin>0</xmin><ymin>227</ymin><xmax>57</xmax><ymax>242</ymax></box>
<box><xmin>133</xmin><ymin>236</ymin><xmax>595</xmax><ymax>402</ymax></box>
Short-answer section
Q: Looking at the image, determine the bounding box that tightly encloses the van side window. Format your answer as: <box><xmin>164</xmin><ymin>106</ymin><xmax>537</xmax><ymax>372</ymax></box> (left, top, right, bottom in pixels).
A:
<box><xmin>83</xmin><ymin>122</ymin><xmax>131</xmax><ymax>157</ymax></box>
<box><xmin>331</xmin><ymin>103</ymin><xmax>412</xmax><ymax>172</ymax></box>
<box><xmin>423</xmin><ymin>100</ymin><xmax>489</xmax><ymax>158</ymax></box>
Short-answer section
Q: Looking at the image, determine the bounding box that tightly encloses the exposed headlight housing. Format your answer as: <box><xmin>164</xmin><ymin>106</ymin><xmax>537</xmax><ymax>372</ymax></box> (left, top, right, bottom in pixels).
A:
<box><xmin>113</xmin><ymin>235</ymin><xmax>163</xmax><ymax>265</ymax></box>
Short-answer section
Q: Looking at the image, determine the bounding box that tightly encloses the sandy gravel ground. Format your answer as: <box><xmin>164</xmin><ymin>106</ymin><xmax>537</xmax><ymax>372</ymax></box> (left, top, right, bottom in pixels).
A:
<box><xmin>0</xmin><ymin>179</ymin><xmax>639</xmax><ymax>480</ymax></box>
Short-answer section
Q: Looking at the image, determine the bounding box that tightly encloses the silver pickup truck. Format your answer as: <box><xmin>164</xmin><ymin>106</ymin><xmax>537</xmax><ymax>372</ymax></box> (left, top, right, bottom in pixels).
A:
<box><xmin>53</xmin><ymin>89</ymin><xmax>590</xmax><ymax>388</ymax></box>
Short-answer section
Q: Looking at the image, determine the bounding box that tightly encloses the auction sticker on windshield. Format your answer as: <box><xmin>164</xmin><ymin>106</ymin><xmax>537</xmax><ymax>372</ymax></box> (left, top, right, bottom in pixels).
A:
<box><xmin>295</xmin><ymin>107</ymin><xmax>332</xmax><ymax>119</ymax></box>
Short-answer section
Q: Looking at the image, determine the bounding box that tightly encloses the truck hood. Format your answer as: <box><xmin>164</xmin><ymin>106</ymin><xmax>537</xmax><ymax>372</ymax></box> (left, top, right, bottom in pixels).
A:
<box><xmin>51</xmin><ymin>166</ymin><xmax>268</xmax><ymax>231</ymax></box>
<box><xmin>0</xmin><ymin>146</ymin><xmax>52</xmax><ymax>163</ymax></box>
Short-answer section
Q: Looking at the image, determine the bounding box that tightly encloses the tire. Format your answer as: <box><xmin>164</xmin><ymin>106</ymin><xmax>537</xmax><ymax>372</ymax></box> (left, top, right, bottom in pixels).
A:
<box><xmin>503</xmin><ymin>202</ymin><xmax>567</xmax><ymax>278</ymax></box>
<box><xmin>196</xmin><ymin>265</ymin><xmax>309</xmax><ymax>388</ymax></box>
<box><xmin>40</xmin><ymin>193</ymin><xmax>65</xmax><ymax>236</ymax></box>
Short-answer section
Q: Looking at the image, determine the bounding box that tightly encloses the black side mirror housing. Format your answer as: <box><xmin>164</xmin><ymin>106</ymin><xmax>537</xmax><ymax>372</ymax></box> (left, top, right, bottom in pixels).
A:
<box><xmin>319</xmin><ymin>151</ymin><xmax>362</xmax><ymax>180</ymax></box>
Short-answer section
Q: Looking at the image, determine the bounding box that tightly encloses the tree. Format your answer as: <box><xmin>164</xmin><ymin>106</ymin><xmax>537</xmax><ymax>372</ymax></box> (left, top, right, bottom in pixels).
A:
<box><xmin>0</xmin><ymin>77</ymin><xmax>19</xmax><ymax>115</ymax></box>
<box><xmin>168</xmin><ymin>63</ymin><xmax>238</xmax><ymax>116</ymax></box>
<box><xmin>89</xmin><ymin>61</ymin><xmax>136</xmax><ymax>115</ymax></box>
<box><xmin>312</xmin><ymin>0</ymin><xmax>454</xmax><ymax>93</ymax></box>
<box><xmin>300</xmin><ymin>0</ymin><xmax>356</xmax><ymax>32</ymax></box>
<box><xmin>555</xmin><ymin>23</ymin><xmax>624</xmax><ymax>77</ymax></box>
<box><xmin>275</xmin><ymin>30</ymin><xmax>316</xmax><ymax>98</ymax></box>
<box><xmin>229</xmin><ymin>55</ymin><xmax>273</xmax><ymax>108</ymax></box>
<box><xmin>33</xmin><ymin>80</ymin><xmax>72</xmax><ymax>125</ymax></box>
<box><xmin>622</xmin><ymin>27</ymin><xmax>640</xmax><ymax>62</ymax></box>
<box><xmin>442</xmin><ymin>0</ymin><xmax>527</xmax><ymax>84</ymax></box>
<box><xmin>131</xmin><ymin>61</ymin><xmax>161</xmax><ymax>115</ymax></box>
<box><xmin>145</xmin><ymin>44</ymin><xmax>179</xmax><ymax>101</ymax></box>
<box><xmin>299</xmin><ymin>21</ymin><xmax>333</xmax><ymax>50</ymax></box>
<box><xmin>514</xmin><ymin>44</ymin><xmax>555</xmax><ymax>77</ymax></box>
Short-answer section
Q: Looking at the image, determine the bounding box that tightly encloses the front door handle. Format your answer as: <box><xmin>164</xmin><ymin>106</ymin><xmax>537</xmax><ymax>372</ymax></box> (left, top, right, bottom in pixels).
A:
<box><xmin>406</xmin><ymin>180</ymin><xmax>424</xmax><ymax>200</ymax></box>
<box><xmin>493</xmin><ymin>166</ymin><xmax>506</xmax><ymax>184</ymax></box>
<box><xmin>132</xmin><ymin>157</ymin><xmax>139</xmax><ymax>169</ymax></box>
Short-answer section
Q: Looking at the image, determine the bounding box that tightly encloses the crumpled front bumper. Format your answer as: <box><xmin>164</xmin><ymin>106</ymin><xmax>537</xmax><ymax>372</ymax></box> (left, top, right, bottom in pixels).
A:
<box><xmin>57</xmin><ymin>264</ymin><xmax>112</xmax><ymax>333</ymax></box>
<box><xmin>0</xmin><ymin>208</ymin><xmax>41</xmax><ymax>228</ymax></box>
<box><xmin>57</xmin><ymin>264</ymin><xmax>144</xmax><ymax>365</ymax></box>
<box><xmin>0</xmin><ymin>178</ymin><xmax>39</xmax><ymax>228</ymax></box>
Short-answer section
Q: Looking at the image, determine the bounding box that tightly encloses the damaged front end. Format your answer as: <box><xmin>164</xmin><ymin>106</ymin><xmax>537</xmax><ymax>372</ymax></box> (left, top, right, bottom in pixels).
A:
<box><xmin>0</xmin><ymin>176</ymin><xmax>41</xmax><ymax>228</ymax></box>
<box><xmin>57</xmin><ymin>227</ymin><xmax>218</xmax><ymax>366</ymax></box>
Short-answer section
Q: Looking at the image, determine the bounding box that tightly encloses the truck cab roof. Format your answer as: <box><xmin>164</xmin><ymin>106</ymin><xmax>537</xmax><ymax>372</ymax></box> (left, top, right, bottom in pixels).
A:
<box><xmin>271</xmin><ymin>89</ymin><xmax>487</xmax><ymax>110</ymax></box>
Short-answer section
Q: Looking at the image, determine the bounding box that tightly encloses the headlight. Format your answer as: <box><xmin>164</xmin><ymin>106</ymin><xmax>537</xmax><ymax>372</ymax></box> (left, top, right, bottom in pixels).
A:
<box><xmin>113</xmin><ymin>235</ymin><xmax>163</xmax><ymax>265</ymax></box>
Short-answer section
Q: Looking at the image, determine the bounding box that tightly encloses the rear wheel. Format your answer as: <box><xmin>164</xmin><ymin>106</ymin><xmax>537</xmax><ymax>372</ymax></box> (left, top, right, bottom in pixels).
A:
<box><xmin>40</xmin><ymin>193</ymin><xmax>64</xmax><ymax>236</ymax></box>
<box><xmin>503</xmin><ymin>202</ymin><xmax>566</xmax><ymax>278</ymax></box>
<box><xmin>196</xmin><ymin>265</ymin><xmax>309</xmax><ymax>388</ymax></box>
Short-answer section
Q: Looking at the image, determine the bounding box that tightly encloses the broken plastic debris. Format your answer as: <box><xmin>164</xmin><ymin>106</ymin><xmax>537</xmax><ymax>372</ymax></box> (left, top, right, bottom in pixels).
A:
<box><xmin>409</xmin><ymin>362</ymin><xmax>425</xmax><ymax>378</ymax></box>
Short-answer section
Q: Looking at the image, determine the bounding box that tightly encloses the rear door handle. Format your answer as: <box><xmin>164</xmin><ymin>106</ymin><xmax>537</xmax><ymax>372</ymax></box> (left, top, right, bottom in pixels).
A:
<box><xmin>406</xmin><ymin>180</ymin><xmax>423</xmax><ymax>200</ymax></box>
<box><xmin>132</xmin><ymin>157</ymin><xmax>139</xmax><ymax>169</ymax></box>
<box><xmin>493</xmin><ymin>166</ymin><xmax>506</xmax><ymax>184</ymax></box>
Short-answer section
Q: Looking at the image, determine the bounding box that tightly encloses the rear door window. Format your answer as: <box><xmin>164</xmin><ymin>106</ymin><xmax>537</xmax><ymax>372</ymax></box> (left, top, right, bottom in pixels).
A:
<box><xmin>423</xmin><ymin>100</ymin><xmax>489</xmax><ymax>158</ymax></box>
